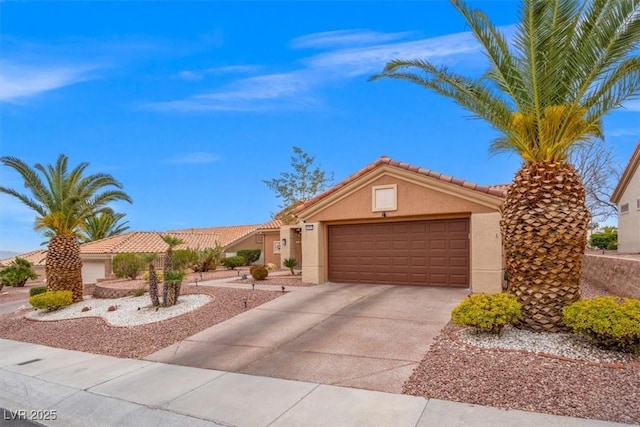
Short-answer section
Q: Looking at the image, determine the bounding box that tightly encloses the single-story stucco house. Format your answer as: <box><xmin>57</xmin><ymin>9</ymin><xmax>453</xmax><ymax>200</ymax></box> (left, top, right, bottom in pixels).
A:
<box><xmin>293</xmin><ymin>156</ymin><xmax>507</xmax><ymax>294</ymax></box>
<box><xmin>611</xmin><ymin>141</ymin><xmax>640</xmax><ymax>253</ymax></box>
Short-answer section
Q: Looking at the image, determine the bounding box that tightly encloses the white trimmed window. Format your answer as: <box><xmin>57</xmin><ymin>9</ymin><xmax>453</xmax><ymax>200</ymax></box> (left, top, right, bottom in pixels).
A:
<box><xmin>620</xmin><ymin>203</ymin><xmax>629</xmax><ymax>214</ymax></box>
<box><xmin>372</xmin><ymin>184</ymin><xmax>397</xmax><ymax>212</ymax></box>
<box><xmin>273</xmin><ymin>241</ymin><xmax>281</xmax><ymax>254</ymax></box>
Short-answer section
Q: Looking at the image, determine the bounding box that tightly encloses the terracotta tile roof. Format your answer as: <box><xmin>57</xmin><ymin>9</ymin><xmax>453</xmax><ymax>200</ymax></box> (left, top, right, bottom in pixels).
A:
<box><xmin>611</xmin><ymin>141</ymin><xmax>640</xmax><ymax>203</ymax></box>
<box><xmin>259</xmin><ymin>219</ymin><xmax>283</xmax><ymax>230</ymax></box>
<box><xmin>167</xmin><ymin>224</ymin><xmax>261</xmax><ymax>247</ymax></box>
<box><xmin>79</xmin><ymin>231</ymin><xmax>223</xmax><ymax>254</ymax></box>
<box><xmin>295</xmin><ymin>156</ymin><xmax>508</xmax><ymax>214</ymax></box>
<box><xmin>0</xmin><ymin>249</ymin><xmax>47</xmax><ymax>267</ymax></box>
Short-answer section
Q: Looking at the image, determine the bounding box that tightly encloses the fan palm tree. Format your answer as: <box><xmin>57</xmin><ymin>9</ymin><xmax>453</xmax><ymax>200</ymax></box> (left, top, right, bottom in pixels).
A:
<box><xmin>0</xmin><ymin>154</ymin><xmax>132</xmax><ymax>302</ymax></box>
<box><xmin>372</xmin><ymin>0</ymin><xmax>640</xmax><ymax>331</ymax></box>
<box><xmin>79</xmin><ymin>210</ymin><xmax>130</xmax><ymax>243</ymax></box>
<box><xmin>161</xmin><ymin>235</ymin><xmax>184</xmax><ymax>306</ymax></box>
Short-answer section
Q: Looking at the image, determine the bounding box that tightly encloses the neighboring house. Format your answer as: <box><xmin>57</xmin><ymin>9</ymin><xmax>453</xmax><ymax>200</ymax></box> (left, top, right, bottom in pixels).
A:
<box><xmin>611</xmin><ymin>141</ymin><xmax>640</xmax><ymax>253</ymax></box>
<box><xmin>293</xmin><ymin>156</ymin><xmax>507</xmax><ymax>294</ymax></box>
<box><xmin>0</xmin><ymin>249</ymin><xmax>47</xmax><ymax>280</ymax></box>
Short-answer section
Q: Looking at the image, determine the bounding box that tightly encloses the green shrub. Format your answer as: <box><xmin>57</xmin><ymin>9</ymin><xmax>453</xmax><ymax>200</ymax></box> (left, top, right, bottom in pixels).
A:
<box><xmin>590</xmin><ymin>231</ymin><xmax>617</xmax><ymax>250</ymax></box>
<box><xmin>283</xmin><ymin>258</ymin><xmax>298</xmax><ymax>275</ymax></box>
<box><xmin>192</xmin><ymin>246</ymin><xmax>223</xmax><ymax>272</ymax></box>
<box><xmin>606</xmin><ymin>241</ymin><xmax>618</xmax><ymax>250</ymax></box>
<box><xmin>0</xmin><ymin>257</ymin><xmax>38</xmax><ymax>287</ymax></box>
<box><xmin>172</xmin><ymin>249</ymin><xmax>199</xmax><ymax>271</ymax></box>
<box><xmin>142</xmin><ymin>270</ymin><xmax>164</xmax><ymax>281</ymax></box>
<box><xmin>163</xmin><ymin>269</ymin><xmax>185</xmax><ymax>283</ymax></box>
<box><xmin>452</xmin><ymin>293</ymin><xmax>522</xmax><ymax>333</ymax></box>
<box><xmin>221</xmin><ymin>255</ymin><xmax>245</xmax><ymax>270</ymax></box>
<box><xmin>563</xmin><ymin>296</ymin><xmax>640</xmax><ymax>354</ymax></box>
<box><xmin>29</xmin><ymin>286</ymin><xmax>47</xmax><ymax>297</ymax></box>
<box><xmin>112</xmin><ymin>253</ymin><xmax>144</xmax><ymax>280</ymax></box>
<box><xmin>237</xmin><ymin>249</ymin><xmax>261</xmax><ymax>265</ymax></box>
<box><xmin>29</xmin><ymin>291</ymin><xmax>73</xmax><ymax>311</ymax></box>
<box><xmin>250</xmin><ymin>266</ymin><xmax>269</xmax><ymax>280</ymax></box>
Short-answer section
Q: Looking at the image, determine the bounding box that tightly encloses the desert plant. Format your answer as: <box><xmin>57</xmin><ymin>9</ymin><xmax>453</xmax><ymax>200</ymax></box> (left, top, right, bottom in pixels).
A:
<box><xmin>452</xmin><ymin>293</ymin><xmax>522</xmax><ymax>334</ymax></box>
<box><xmin>172</xmin><ymin>249</ymin><xmax>199</xmax><ymax>271</ymax></box>
<box><xmin>140</xmin><ymin>253</ymin><xmax>160</xmax><ymax>306</ymax></box>
<box><xmin>237</xmin><ymin>249</ymin><xmax>262</xmax><ymax>265</ymax></box>
<box><xmin>563</xmin><ymin>296</ymin><xmax>640</xmax><ymax>354</ymax></box>
<box><xmin>371</xmin><ymin>0</ymin><xmax>640</xmax><ymax>332</ymax></box>
<box><xmin>221</xmin><ymin>256</ymin><xmax>245</xmax><ymax>270</ymax></box>
<box><xmin>250</xmin><ymin>266</ymin><xmax>269</xmax><ymax>280</ymax></box>
<box><xmin>0</xmin><ymin>257</ymin><xmax>38</xmax><ymax>287</ymax></box>
<box><xmin>29</xmin><ymin>290</ymin><xmax>73</xmax><ymax>311</ymax></box>
<box><xmin>192</xmin><ymin>245</ymin><xmax>223</xmax><ymax>272</ymax></box>
<box><xmin>29</xmin><ymin>286</ymin><xmax>47</xmax><ymax>297</ymax></box>
<box><xmin>0</xmin><ymin>154</ymin><xmax>132</xmax><ymax>302</ymax></box>
<box><xmin>112</xmin><ymin>253</ymin><xmax>144</xmax><ymax>280</ymax></box>
<box><xmin>283</xmin><ymin>258</ymin><xmax>298</xmax><ymax>275</ymax></box>
<box><xmin>265</xmin><ymin>263</ymin><xmax>278</xmax><ymax>271</ymax></box>
<box><xmin>163</xmin><ymin>269</ymin><xmax>185</xmax><ymax>306</ymax></box>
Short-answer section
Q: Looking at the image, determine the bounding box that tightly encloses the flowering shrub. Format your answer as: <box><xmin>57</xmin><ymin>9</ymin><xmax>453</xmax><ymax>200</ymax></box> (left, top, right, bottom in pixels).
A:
<box><xmin>29</xmin><ymin>291</ymin><xmax>73</xmax><ymax>311</ymax></box>
<box><xmin>451</xmin><ymin>293</ymin><xmax>522</xmax><ymax>333</ymax></box>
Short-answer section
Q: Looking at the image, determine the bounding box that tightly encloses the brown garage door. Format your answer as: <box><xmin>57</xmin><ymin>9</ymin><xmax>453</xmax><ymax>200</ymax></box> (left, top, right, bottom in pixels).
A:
<box><xmin>328</xmin><ymin>219</ymin><xmax>469</xmax><ymax>287</ymax></box>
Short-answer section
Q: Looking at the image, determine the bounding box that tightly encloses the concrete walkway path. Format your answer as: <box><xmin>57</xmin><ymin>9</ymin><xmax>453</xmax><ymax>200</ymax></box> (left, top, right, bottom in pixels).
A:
<box><xmin>0</xmin><ymin>339</ymin><xmax>630</xmax><ymax>427</ymax></box>
<box><xmin>146</xmin><ymin>283</ymin><xmax>466</xmax><ymax>393</ymax></box>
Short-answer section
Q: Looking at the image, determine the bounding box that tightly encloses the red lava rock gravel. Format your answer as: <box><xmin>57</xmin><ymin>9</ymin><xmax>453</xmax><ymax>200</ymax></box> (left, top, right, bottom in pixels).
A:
<box><xmin>403</xmin><ymin>323</ymin><xmax>640</xmax><ymax>425</ymax></box>
<box><xmin>0</xmin><ymin>285</ymin><xmax>281</xmax><ymax>359</ymax></box>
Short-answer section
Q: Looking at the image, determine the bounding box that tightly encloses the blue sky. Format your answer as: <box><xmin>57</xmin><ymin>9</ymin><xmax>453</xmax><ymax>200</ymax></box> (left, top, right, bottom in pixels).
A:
<box><xmin>1</xmin><ymin>1</ymin><xmax>639</xmax><ymax>253</ymax></box>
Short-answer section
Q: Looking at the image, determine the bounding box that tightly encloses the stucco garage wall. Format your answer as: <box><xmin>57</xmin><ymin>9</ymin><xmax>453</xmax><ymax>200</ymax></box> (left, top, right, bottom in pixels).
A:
<box><xmin>82</xmin><ymin>260</ymin><xmax>107</xmax><ymax>285</ymax></box>
<box><xmin>616</xmin><ymin>167</ymin><xmax>640</xmax><ymax>253</ymax></box>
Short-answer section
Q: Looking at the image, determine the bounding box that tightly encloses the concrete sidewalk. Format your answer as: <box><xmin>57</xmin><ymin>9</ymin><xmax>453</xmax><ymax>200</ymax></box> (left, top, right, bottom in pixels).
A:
<box><xmin>0</xmin><ymin>339</ymin><xmax>630</xmax><ymax>427</ymax></box>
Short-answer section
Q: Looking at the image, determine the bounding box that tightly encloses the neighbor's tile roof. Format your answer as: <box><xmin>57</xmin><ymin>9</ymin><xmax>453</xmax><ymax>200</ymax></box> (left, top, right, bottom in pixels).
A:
<box><xmin>0</xmin><ymin>249</ymin><xmax>47</xmax><ymax>267</ymax></box>
<box><xmin>259</xmin><ymin>219</ymin><xmax>283</xmax><ymax>230</ymax></box>
<box><xmin>611</xmin><ymin>141</ymin><xmax>640</xmax><ymax>203</ymax></box>
<box><xmin>79</xmin><ymin>231</ymin><xmax>223</xmax><ymax>254</ymax></box>
<box><xmin>167</xmin><ymin>224</ymin><xmax>261</xmax><ymax>247</ymax></box>
<box><xmin>295</xmin><ymin>156</ymin><xmax>508</xmax><ymax>213</ymax></box>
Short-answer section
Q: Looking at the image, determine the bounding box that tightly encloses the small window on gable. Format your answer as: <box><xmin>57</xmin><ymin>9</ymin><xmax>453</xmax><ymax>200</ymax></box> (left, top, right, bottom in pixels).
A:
<box><xmin>372</xmin><ymin>184</ymin><xmax>397</xmax><ymax>212</ymax></box>
<box><xmin>620</xmin><ymin>203</ymin><xmax>629</xmax><ymax>214</ymax></box>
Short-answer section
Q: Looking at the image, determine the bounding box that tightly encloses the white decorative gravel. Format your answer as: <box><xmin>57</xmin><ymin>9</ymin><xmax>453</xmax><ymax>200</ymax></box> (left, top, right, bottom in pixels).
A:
<box><xmin>458</xmin><ymin>325</ymin><xmax>634</xmax><ymax>364</ymax></box>
<box><xmin>26</xmin><ymin>294</ymin><xmax>212</xmax><ymax>327</ymax></box>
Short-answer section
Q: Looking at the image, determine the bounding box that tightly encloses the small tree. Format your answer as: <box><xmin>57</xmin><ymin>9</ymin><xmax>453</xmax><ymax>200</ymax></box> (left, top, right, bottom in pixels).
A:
<box><xmin>237</xmin><ymin>249</ymin><xmax>261</xmax><ymax>265</ymax></box>
<box><xmin>283</xmin><ymin>258</ymin><xmax>298</xmax><ymax>275</ymax></box>
<box><xmin>112</xmin><ymin>253</ymin><xmax>144</xmax><ymax>280</ymax></box>
<box><xmin>263</xmin><ymin>146</ymin><xmax>333</xmax><ymax>219</ymax></box>
<box><xmin>192</xmin><ymin>245</ymin><xmax>223</xmax><ymax>273</ymax></box>
<box><xmin>140</xmin><ymin>253</ymin><xmax>160</xmax><ymax>306</ymax></box>
<box><xmin>161</xmin><ymin>235</ymin><xmax>184</xmax><ymax>307</ymax></box>
<box><xmin>0</xmin><ymin>257</ymin><xmax>38</xmax><ymax>287</ymax></box>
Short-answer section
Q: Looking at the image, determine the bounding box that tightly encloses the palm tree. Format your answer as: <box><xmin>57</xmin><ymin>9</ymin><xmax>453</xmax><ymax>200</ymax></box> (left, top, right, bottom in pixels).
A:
<box><xmin>0</xmin><ymin>154</ymin><xmax>132</xmax><ymax>302</ymax></box>
<box><xmin>79</xmin><ymin>210</ymin><xmax>130</xmax><ymax>243</ymax></box>
<box><xmin>372</xmin><ymin>0</ymin><xmax>640</xmax><ymax>331</ymax></box>
<box><xmin>140</xmin><ymin>253</ymin><xmax>160</xmax><ymax>306</ymax></box>
<box><xmin>161</xmin><ymin>235</ymin><xmax>184</xmax><ymax>306</ymax></box>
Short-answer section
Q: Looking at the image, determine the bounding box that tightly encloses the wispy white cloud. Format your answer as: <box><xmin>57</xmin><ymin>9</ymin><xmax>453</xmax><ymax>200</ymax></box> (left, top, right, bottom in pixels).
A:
<box><xmin>290</xmin><ymin>29</ymin><xmax>415</xmax><ymax>49</ymax></box>
<box><xmin>0</xmin><ymin>60</ymin><xmax>99</xmax><ymax>103</ymax></box>
<box><xmin>145</xmin><ymin>26</ymin><xmax>515</xmax><ymax>113</ymax></box>
<box><xmin>168</xmin><ymin>152</ymin><xmax>221</xmax><ymax>164</ymax></box>
<box><xmin>178</xmin><ymin>65</ymin><xmax>260</xmax><ymax>81</ymax></box>
<box><xmin>608</xmin><ymin>127</ymin><xmax>640</xmax><ymax>137</ymax></box>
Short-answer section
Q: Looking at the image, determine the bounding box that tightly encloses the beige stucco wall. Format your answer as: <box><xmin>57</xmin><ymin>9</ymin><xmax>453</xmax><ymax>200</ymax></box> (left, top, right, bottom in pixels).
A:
<box><xmin>304</xmin><ymin>174</ymin><xmax>496</xmax><ymax>224</ymax></box>
<box><xmin>617</xmin><ymin>169</ymin><xmax>640</xmax><ymax>253</ymax></box>
<box><xmin>279</xmin><ymin>226</ymin><xmax>302</xmax><ymax>269</ymax></box>
<box><xmin>470</xmin><ymin>212</ymin><xmax>503</xmax><ymax>294</ymax></box>
<box><xmin>299</xmin><ymin>170</ymin><xmax>504</xmax><ymax>290</ymax></box>
<box><xmin>225</xmin><ymin>232</ymin><xmax>281</xmax><ymax>265</ymax></box>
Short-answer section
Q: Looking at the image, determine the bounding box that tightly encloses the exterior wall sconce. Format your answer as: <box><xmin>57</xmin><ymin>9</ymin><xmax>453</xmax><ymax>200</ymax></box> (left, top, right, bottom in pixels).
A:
<box><xmin>282</xmin><ymin>238</ymin><xmax>287</xmax><ymax>246</ymax></box>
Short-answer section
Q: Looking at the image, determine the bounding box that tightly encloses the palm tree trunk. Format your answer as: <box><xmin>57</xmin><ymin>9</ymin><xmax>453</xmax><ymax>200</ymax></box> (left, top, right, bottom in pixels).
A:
<box><xmin>501</xmin><ymin>162</ymin><xmax>590</xmax><ymax>332</ymax></box>
<box><xmin>148</xmin><ymin>264</ymin><xmax>160</xmax><ymax>306</ymax></box>
<box><xmin>46</xmin><ymin>236</ymin><xmax>84</xmax><ymax>303</ymax></box>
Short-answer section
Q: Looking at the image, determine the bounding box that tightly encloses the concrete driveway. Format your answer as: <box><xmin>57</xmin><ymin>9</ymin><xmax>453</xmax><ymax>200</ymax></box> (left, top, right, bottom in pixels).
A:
<box><xmin>146</xmin><ymin>283</ymin><xmax>467</xmax><ymax>393</ymax></box>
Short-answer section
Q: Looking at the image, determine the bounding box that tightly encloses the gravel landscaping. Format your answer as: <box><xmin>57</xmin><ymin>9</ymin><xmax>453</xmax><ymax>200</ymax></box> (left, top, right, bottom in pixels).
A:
<box><xmin>403</xmin><ymin>279</ymin><xmax>640</xmax><ymax>425</ymax></box>
<box><xmin>0</xmin><ymin>285</ymin><xmax>282</xmax><ymax>358</ymax></box>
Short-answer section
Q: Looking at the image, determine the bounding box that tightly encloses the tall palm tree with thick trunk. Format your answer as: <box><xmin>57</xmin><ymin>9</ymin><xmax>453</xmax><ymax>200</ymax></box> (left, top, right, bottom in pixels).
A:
<box><xmin>0</xmin><ymin>154</ymin><xmax>132</xmax><ymax>302</ymax></box>
<box><xmin>79</xmin><ymin>210</ymin><xmax>130</xmax><ymax>243</ymax></box>
<box><xmin>372</xmin><ymin>0</ymin><xmax>640</xmax><ymax>331</ymax></box>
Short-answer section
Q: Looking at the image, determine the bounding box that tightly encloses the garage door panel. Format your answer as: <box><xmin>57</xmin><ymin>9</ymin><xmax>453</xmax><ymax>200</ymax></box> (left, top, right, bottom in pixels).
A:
<box><xmin>328</xmin><ymin>219</ymin><xmax>469</xmax><ymax>287</ymax></box>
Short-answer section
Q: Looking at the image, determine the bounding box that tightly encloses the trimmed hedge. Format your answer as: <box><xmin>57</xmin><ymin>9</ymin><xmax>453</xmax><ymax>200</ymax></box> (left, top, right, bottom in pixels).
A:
<box><xmin>221</xmin><ymin>256</ymin><xmax>245</xmax><ymax>270</ymax></box>
<box><xmin>250</xmin><ymin>266</ymin><xmax>269</xmax><ymax>280</ymax></box>
<box><xmin>29</xmin><ymin>291</ymin><xmax>73</xmax><ymax>311</ymax></box>
<box><xmin>563</xmin><ymin>296</ymin><xmax>640</xmax><ymax>354</ymax></box>
<box><xmin>29</xmin><ymin>286</ymin><xmax>47</xmax><ymax>297</ymax></box>
<box><xmin>451</xmin><ymin>293</ymin><xmax>522</xmax><ymax>333</ymax></box>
